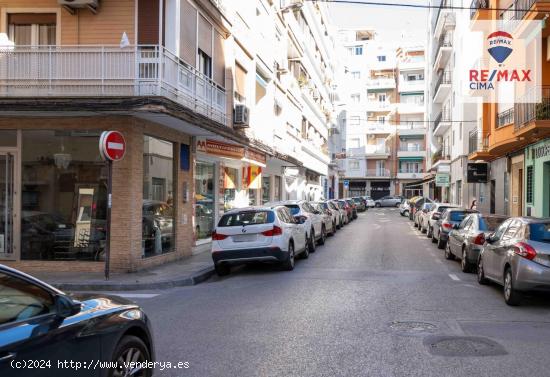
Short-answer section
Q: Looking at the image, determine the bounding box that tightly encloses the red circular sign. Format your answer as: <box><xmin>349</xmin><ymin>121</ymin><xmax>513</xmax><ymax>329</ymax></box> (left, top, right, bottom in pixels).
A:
<box><xmin>100</xmin><ymin>131</ymin><xmax>126</xmax><ymax>161</ymax></box>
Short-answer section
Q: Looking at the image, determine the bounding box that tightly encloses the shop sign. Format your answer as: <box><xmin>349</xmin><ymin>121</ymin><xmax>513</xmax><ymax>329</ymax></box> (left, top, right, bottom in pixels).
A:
<box><xmin>435</xmin><ymin>174</ymin><xmax>450</xmax><ymax>187</ymax></box>
<box><xmin>244</xmin><ymin>148</ymin><xmax>267</xmax><ymax>166</ymax></box>
<box><xmin>284</xmin><ymin>167</ymin><xmax>300</xmax><ymax>177</ymax></box>
<box><xmin>197</xmin><ymin>139</ymin><xmax>245</xmax><ymax>159</ymax></box>
<box><xmin>531</xmin><ymin>141</ymin><xmax>550</xmax><ymax>160</ymax></box>
<box><xmin>467</xmin><ymin>163</ymin><xmax>488</xmax><ymax>183</ymax></box>
<box><xmin>437</xmin><ymin>164</ymin><xmax>450</xmax><ymax>173</ymax></box>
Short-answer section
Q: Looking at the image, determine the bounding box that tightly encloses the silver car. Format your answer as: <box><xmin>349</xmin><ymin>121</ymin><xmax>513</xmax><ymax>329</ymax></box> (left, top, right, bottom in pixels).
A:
<box><xmin>313</xmin><ymin>202</ymin><xmax>336</xmax><ymax>236</ymax></box>
<box><xmin>374</xmin><ymin>196</ymin><xmax>402</xmax><ymax>208</ymax></box>
<box><xmin>477</xmin><ymin>217</ymin><xmax>550</xmax><ymax>306</ymax></box>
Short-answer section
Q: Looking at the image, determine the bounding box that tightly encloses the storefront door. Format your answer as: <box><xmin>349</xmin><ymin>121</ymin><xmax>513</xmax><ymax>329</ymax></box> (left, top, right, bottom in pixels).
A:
<box><xmin>0</xmin><ymin>151</ymin><xmax>18</xmax><ymax>259</ymax></box>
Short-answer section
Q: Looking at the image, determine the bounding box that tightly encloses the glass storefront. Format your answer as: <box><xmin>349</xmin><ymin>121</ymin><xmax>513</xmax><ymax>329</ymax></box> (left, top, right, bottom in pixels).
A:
<box><xmin>195</xmin><ymin>161</ymin><xmax>215</xmax><ymax>240</ymax></box>
<box><xmin>21</xmin><ymin>130</ymin><xmax>107</xmax><ymax>261</ymax></box>
<box><xmin>262</xmin><ymin>176</ymin><xmax>270</xmax><ymax>204</ymax></box>
<box><xmin>223</xmin><ymin>167</ymin><xmax>238</xmax><ymax>212</ymax></box>
<box><xmin>274</xmin><ymin>176</ymin><xmax>282</xmax><ymax>201</ymax></box>
<box><xmin>142</xmin><ymin>135</ymin><xmax>175</xmax><ymax>257</ymax></box>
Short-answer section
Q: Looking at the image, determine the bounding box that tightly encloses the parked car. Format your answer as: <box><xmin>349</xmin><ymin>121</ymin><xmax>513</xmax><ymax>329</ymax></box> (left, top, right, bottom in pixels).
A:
<box><xmin>0</xmin><ymin>264</ymin><xmax>155</xmax><ymax>377</ymax></box>
<box><xmin>477</xmin><ymin>217</ymin><xmax>550</xmax><ymax>305</ymax></box>
<box><xmin>432</xmin><ymin>208</ymin><xmax>478</xmax><ymax>249</ymax></box>
<box><xmin>363</xmin><ymin>196</ymin><xmax>375</xmax><ymax>208</ymax></box>
<box><xmin>409</xmin><ymin>197</ymin><xmax>434</xmax><ymax>221</ymax></box>
<box><xmin>327</xmin><ymin>200</ymin><xmax>344</xmax><ymax>229</ymax></box>
<box><xmin>446</xmin><ymin>213</ymin><xmax>508</xmax><ymax>272</ymax></box>
<box><xmin>338</xmin><ymin>199</ymin><xmax>353</xmax><ymax>222</ymax></box>
<box><xmin>268</xmin><ymin>200</ymin><xmax>326</xmax><ymax>248</ymax></box>
<box><xmin>374</xmin><ymin>196</ymin><xmax>403</xmax><ymax>208</ymax></box>
<box><xmin>421</xmin><ymin>203</ymin><xmax>458</xmax><ymax>237</ymax></box>
<box><xmin>415</xmin><ymin>202</ymin><xmax>435</xmax><ymax>229</ymax></box>
<box><xmin>399</xmin><ymin>197</ymin><xmax>420</xmax><ymax>217</ymax></box>
<box><xmin>352</xmin><ymin>197</ymin><xmax>366</xmax><ymax>212</ymax></box>
<box><xmin>333</xmin><ymin>200</ymin><xmax>349</xmax><ymax>225</ymax></box>
<box><xmin>345</xmin><ymin>199</ymin><xmax>358</xmax><ymax>220</ymax></box>
<box><xmin>313</xmin><ymin>201</ymin><xmax>337</xmax><ymax>236</ymax></box>
<box><xmin>211</xmin><ymin>206</ymin><xmax>309</xmax><ymax>275</ymax></box>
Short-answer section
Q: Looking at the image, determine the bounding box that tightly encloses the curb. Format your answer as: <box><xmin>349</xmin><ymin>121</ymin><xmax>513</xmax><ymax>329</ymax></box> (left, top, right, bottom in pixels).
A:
<box><xmin>51</xmin><ymin>266</ymin><xmax>215</xmax><ymax>292</ymax></box>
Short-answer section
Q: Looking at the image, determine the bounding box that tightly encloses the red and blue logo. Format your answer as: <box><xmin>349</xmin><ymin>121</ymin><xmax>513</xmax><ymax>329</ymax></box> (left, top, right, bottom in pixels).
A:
<box><xmin>487</xmin><ymin>31</ymin><xmax>513</xmax><ymax>64</ymax></box>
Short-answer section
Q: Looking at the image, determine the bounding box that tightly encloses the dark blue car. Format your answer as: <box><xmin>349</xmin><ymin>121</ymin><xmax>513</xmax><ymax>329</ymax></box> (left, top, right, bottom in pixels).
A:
<box><xmin>0</xmin><ymin>265</ymin><xmax>154</xmax><ymax>377</ymax></box>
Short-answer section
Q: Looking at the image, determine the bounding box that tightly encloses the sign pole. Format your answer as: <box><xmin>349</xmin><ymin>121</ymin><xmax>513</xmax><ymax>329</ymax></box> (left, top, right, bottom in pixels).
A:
<box><xmin>105</xmin><ymin>159</ymin><xmax>113</xmax><ymax>281</ymax></box>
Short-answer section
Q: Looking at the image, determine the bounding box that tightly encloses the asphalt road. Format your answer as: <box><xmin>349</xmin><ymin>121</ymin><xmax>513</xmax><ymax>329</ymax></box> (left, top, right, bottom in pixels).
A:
<box><xmin>121</xmin><ymin>208</ymin><xmax>550</xmax><ymax>377</ymax></box>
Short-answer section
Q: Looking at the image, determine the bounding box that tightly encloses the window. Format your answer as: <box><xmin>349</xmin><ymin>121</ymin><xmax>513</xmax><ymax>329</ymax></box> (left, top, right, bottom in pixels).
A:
<box><xmin>274</xmin><ymin>176</ymin><xmax>282</xmax><ymax>201</ymax></box>
<box><xmin>493</xmin><ymin>220</ymin><xmax>511</xmax><ymax>241</ymax></box>
<box><xmin>456</xmin><ymin>180</ymin><xmax>462</xmax><ymax>206</ymax></box>
<box><xmin>350</xmin><ymin>116</ymin><xmax>360</xmax><ymax>126</ymax></box>
<box><xmin>354</xmin><ymin>46</ymin><xmax>363</xmax><ymax>55</ymax></box>
<box><xmin>198</xmin><ymin>49</ymin><xmax>212</xmax><ymax>78</ymax></box>
<box><xmin>351</xmin><ymin>94</ymin><xmax>360</xmax><ymax>103</ymax></box>
<box><xmin>235</xmin><ymin>63</ymin><xmax>247</xmax><ymax>102</ymax></box>
<box><xmin>0</xmin><ymin>272</ymin><xmax>55</xmax><ymax>324</ymax></box>
<box><xmin>8</xmin><ymin>13</ymin><xmax>56</xmax><ymax>45</ymax></box>
<box><xmin>349</xmin><ymin>160</ymin><xmax>360</xmax><ymax>170</ymax></box>
<box><xmin>21</xmin><ymin>131</ymin><xmax>107</xmax><ymax>261</ymax></box>
<box><xmin>502</xmin><ymin>220</ymin><xmax>521</xmax><ymax>241</ymax></box>
<box><xmin>378</xmin><ymin>93</ymin><xmax>386</xmax><ymax>102</ymax></box>
<box><xmin>528</xmin><ymin>223</ymin><xmax>550</xmax><ymax>244</ymax></box>
<box><xmin>377</xmin><ymin>116</ymin><xmax>386</xmax><ymax>124</ymax></box>
<box><xmin>262</xmin><ymin>176</ymin><xmax>270</xmax><ymax>204</ymax></box>
<box><xmin>195</xmin><ymin>161</ymin><xmax>215</xmax><ymax>241</ymax></box>
<box><xmin>351</xmin><ymin>71</ymin><xmax>361</xmax><ymax>79</ymax></box>
<box><xmin>218</xmin><ymin>211</ymin><xmax>274</xmax><ymax>227</ymax></box>
<box><xmin>377</xmin><ymin>55</ymin><xmax>386</xmax><ymax>62</ymax></box>
<box><xmin>526</xmin><ymin>166</ymin><xmax>533</xmax><ymax>203</ymax></box>
<box><xmin>143</xmin><ymin>135</ymin><xmax>175</xmax><ymax>257</ymax></box>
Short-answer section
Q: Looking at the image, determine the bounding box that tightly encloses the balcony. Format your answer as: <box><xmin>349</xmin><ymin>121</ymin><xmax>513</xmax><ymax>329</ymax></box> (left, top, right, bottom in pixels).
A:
<box><xmin>365</xmin><ymin>144</ymin><xmax>390</xmax><ymax>159</ymax></box>
<box><xmin>398</xmin><ymin>124</ymin><xmax>426</xmax><ymax>136</ymax></box>
<box><xmin>432</xmin><ymin>0</ymin><xmax>456</xmax><ymax>39</ymax></box>
<box><xmin>366</xmin><ymin>77</ymin><xmax>396</xmax><ymax>90</ymax></box>
<box><xmin>470</xmin><ymin>0</ymin><xmax>490</xmax><ymax>20</ymax></box>
<box><xmin>497</xmin><ymin>108</ymin><xmax>514</xmax><ymax>128</ymax></box>
<box><xmin>398</xmin><ymin>60</ymin><xmax>425</xmax><ymax>71</ymax></box>
<box><xmin>397</xmin><ymin>102</ymin><xmax>424</xmax><ymax>114</ymax></box>
<box><xmin>433</xmin><ymin>71</ymin><xmax>452</xmax><ymax>103</ymax></box>
<box><xmin>398</xmin><ymin>80</ymin><xmax>425</xmax><ymax>93</ymax></box>
<box><xmin>366</xmin><ymin>100</ymin><xmax>394</xmax><ymax>112</ymax></box>
<box><xmin>501</xmin><ymin>0</ymin><xmax>550</xmax><ymax>25</ymax></box>
<box><xmin>364</xmin><ymin>122</ymin><xmax>393</xmax><ymax>134</ymax></box>
<box><xmin>514</xmin><ymin>86</ymin><xmax>550</xmax><ymax>140</ymax></box>
<box><xmin>433</xmin><ymin>111</ymin><xmax>451</xmax><ymax>137</ymax></box>
<box><xmin>431</xmin><ymin>149</ymin><xmax>451</xmax><ymax>171</ymax></box>
<box><xmin>398</xmin><ymin>145</ymin><xmax>426</xmax><ymax>158</ymax></box>
<box><xmin>366</xmin><ymin>169</ymin><xmax>391</xmax><ymax>178</ymax></box>
<box><xmin>468</xmin><ymin>129</ymin><xmax>490</xmax><ymax>160</ymax></box>
<box><xmin>397</xmin><ymin>171</ymin><xmax>426</xmax><ymax>180</ymax></box>
<box><xmin>0</xmin><ymin>45</ymin><xmax>227</xmax><ymax>125</ymax></box>
<box><xmin>432</xmin><ymin>32</ymin><xmax>453</xmax><ymax>71</ymax></box>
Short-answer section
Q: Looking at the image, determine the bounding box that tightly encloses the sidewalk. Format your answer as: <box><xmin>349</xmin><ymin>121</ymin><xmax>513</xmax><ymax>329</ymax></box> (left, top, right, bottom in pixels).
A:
<box><xmin>34</xmin><ymin>248</ymin><xmax>215</xmax><ymax>292</ymax></box>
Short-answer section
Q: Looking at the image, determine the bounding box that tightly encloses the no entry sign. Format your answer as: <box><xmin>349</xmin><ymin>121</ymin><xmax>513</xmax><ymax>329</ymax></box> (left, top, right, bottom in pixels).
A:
<box><xmin>100</xmin><ymin>131</ymin><xmax>126</xmax><ymax>161</ymax></box>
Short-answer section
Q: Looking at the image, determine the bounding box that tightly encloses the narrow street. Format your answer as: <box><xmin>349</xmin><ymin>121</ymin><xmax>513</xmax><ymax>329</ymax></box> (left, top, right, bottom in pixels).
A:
<box><xmin>115</xmin><ymin>209</ymin><xmax>550</xmax><ymax>377</ymax></box>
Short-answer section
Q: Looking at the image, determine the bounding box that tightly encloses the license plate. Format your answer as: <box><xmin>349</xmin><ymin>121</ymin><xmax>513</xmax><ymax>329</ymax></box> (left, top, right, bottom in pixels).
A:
<box><xmin>233</xmin><ymin>234</ymin><xmax>257</xmax><ymax>242</ymax></box>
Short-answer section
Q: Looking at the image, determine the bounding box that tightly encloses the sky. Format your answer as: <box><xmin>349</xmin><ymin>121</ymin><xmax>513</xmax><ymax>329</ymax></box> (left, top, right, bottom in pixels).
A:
<box><xmin>328</xmin><ymin>0</ymin><xmax>428</xmax><ymax>47</ymax></box>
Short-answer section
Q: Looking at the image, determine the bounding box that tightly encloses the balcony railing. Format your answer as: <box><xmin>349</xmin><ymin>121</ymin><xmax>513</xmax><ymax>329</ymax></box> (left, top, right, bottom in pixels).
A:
<box><xmin>366</xmin><ymin>169</ymin><xmax>391</xmax><ymax>177</ymax></box>
<box><xmin>399</xmin><ymin>145</ymin><xmax>423</xmax><ymax>152</ymax></box>
<box><xmin>468</xmin><ymin>129</ymin><xmax>489</xmax><ymax>154</ymax></box>
<box><xmin>0</xmin><ymin>45</ymin><xmax>227</xmax><ymax>125</ymax></box>
<box><xmin>433</xmin><ymin>111</ymin><xmax>451</xmax><ymax>132</ymax></box>
<box><xmin>515</xmin><ymin>0</ymin><xmax>537</xmax><ymax>21</ymax></box>
<box><xmin>433</xmin><ymin>70</ymin><xmax>452</xmax><ymax>98</ymax></box>
<box><xmin>514</xmin><ymin>86</ymin><xmax>550</xmax><ymax>131</ymax></box>
<box><xmin>470</xmin><ymin>0</ymin><xmax>489</xmax><ymax>19</ymax></box>
<box><xmin>497</xmin><ymin>108</ymin><xmax>514</xmax><ymax>128</ymax></box>
<box><xmin>366</xmin><ymin>77</ymin><xmax>396</xmax><ymax>89</ymax></box>
<box><xmin>432</xmin><ymin>32</ymin><xmax>453</xmax><ymax>64</ymax></box>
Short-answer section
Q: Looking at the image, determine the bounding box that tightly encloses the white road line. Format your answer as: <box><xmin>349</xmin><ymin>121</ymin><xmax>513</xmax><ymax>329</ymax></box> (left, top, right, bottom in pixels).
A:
<box><xmin>448</xmin><ymin>274</ymin><xmax>460</xmax><ymax>281</ymax></box>
<box><xmin>109</xmin><ymin>293</ymin><xmax>160</xmax><ymax>299</ymax></box>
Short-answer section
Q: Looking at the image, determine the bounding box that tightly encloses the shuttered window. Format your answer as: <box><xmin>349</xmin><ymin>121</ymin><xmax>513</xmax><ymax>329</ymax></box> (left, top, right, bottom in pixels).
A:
<box><xmin>235</xmin><ymin>64</ymin><xmax>247</xmax><ymax>101</ymax></box>
<box><xmin>180</xmin><ymin>0</ymin><xmax>197</xmax><ymax>66</ymax></box>
<box><xmin>526</xmin><ymin>165</ymin><xmax>533</xmax><ymax>203</ymax></box>
<box><xmin>213</xmin><ymin>31</ymin><xmax>225</xmax><ymax>86</ymax></box>
<box><xmin>8</xmin><ymin>13</ymin><xmax>56</xmax><ymax>45</ymax></box>
<box><xmin>138</xmin><ymin>0</ymin><xmax>159</xmax><ymax>44</ymax></box>
<box><xmin>197</xmin><ymin>15</ymin><xmax>212</xmax><ymax>57</ymax></box>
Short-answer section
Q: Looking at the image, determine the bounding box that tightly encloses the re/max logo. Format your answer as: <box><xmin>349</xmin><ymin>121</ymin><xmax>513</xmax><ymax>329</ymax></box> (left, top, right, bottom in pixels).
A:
<box><xmin>469</xmin><ymin>69</ymin><xmax>531</xmax><ymax>90</ymax></box>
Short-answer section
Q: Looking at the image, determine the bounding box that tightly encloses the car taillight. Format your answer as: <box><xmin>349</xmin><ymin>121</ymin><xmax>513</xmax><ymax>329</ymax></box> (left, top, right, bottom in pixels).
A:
<box><xmin>514</xmin><ymin>242</ymin><xmax>537</xmax><ymax>260</ymax></box>
<box><xmin>442</xmin><ymin>222</ymin><xmax>452</xmax><ymax>230</ymax></box>
<box><xmin>262</xmin><ymin>226</ymin><xmax>283</xmax><ymax>237</ymax></box>
<box><xmin>473</xmin><ymin>233</ymin><xmax>485</xmax><ymax>245</ymax></box>
<box><xmin>212</xmin><ymin>231</ymin><xmax>228</xmax><ymax>240</ymax></box>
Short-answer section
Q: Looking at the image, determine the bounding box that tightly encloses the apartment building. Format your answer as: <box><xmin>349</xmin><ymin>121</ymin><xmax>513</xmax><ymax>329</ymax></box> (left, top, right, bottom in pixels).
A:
<box><xmin>336</xmin><ymin>29</ymin><xmax>428</xmax><ymax>199</ymax></box>
<box><xmin>467</xmin><ymin>0</ymin><xmax>550</xmax><ymax>218</ymax></box>
<box><xmin>0</xmin><ymin>0</ymin><xmax>338</xmax><ymax>273</ymax></box>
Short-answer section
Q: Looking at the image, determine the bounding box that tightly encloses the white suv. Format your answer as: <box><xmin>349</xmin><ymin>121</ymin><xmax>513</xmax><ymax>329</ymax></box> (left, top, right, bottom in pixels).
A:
<box><xmin>212</xmin><ymin>206</ymin><xmax>308</xmax><ymax>276</ymax></box>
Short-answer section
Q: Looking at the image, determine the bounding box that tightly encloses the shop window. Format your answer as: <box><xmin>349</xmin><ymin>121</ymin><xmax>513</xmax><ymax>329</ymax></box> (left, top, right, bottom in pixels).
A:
<box><xmin>274</xmin><ymin>176</ymin><xmax>282</xmax><ymax>201</ymax></box>
<box><xmin>195</xmin><ymin>161</ymin><xmax>215</xmax><ymax>241</ymax></box>
<box><xmin>223</xmin><ymin>167</ymin><xmax>239</xmax><ymax>212</ymax></box>
<box><xmin>21</xmin><ymin>130</ymin><xmax>107</xmax><ymax>261</ymax></box>
<box><xmin>143</xmin><ymin>136</ymin><xmax>175</xmax><ymax>257</ymax></box>
<box><xmin>526</xmin><ymin>166</ymin><xmax>533</xmax><ymax>203</ymax></box>
<box><xmin>0</xmin><ymin>130</ymin><xmax>17</xmax><ymax>147</ymax></box>
<box><xmin>262</xmin><ymin>176</ymin><xmax>270</xmax><ymax>204</ymax></box>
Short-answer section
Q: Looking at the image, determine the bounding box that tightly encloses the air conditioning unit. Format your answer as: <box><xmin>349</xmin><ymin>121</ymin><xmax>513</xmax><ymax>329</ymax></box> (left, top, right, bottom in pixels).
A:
<box><xmin>59</xmin><ymin>0</ymin><xmax>99</xmax><ymax>13</ymax></box>
<box><xmin>234</xmin><ymin>104</ymin><xmax>250</xmax><ymax>127</ymax></box>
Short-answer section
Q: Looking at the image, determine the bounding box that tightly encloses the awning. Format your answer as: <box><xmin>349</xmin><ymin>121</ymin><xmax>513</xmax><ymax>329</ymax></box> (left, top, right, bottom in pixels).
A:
<box><xmin>399</xmin><ymin>156</ymin><xmax>425</xmax><ymax>161</ymax></box>
<box><xmin>404</xmin><ymin>174</ymin><xmax>435</xmax><ymax>188</ymax></box>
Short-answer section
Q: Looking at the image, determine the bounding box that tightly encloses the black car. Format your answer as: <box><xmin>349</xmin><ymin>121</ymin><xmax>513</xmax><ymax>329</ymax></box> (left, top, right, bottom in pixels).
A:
<box><xmin>0</xmin><ymin>265</ymin><xmax>155</xmax><ymax>377</ymax></box>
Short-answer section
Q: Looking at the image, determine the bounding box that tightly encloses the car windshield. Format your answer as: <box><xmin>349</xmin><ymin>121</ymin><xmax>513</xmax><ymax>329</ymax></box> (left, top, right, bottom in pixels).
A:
<box><xmin>528</xmin><ymin>223</ymin><xmax>550</xmax><ymax>244</ymax></box>
<box><xmin>284</xmin><ymin>205</ymin><xmax>301</xmax><ymax>215</ymax></box>
<box><xmin>337</xmin><ymin>202</ymin><xmax>345</xmax><ymax>208</ymax></box>
<box><xmin>353</xmin><ymin>198</ymin><xmax>361</xmax><ymax>202</ymax></box>
<box><xmin>218</xmin><ymin>211</ymin><xmax>274</xmax><ymax>227</ymax></box>
<box><xmin>479</xmin><ymin>216</ymin><xmax>507</xmax><ymax>231</ymax></box>
<box><xmin>449</xmin><ymin>211</ymin><xmax>474</xmax><ymax>222</ymax></box>
<box><xmin>436</xmin><ymin>206</ymin><xmax>451</xmax><ymax>213</ymax></box>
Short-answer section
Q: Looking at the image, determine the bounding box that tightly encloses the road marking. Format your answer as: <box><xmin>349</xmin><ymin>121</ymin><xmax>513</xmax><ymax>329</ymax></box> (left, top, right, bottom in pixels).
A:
<box><xmin>448</xmin><ymin>274</ymin><xmax>460</xmax><ymax>281</ymax></box>
<box><xmin>108</xmin><ymin>293</ymin><xmax>160</xmax><ymax>299</ymax></box>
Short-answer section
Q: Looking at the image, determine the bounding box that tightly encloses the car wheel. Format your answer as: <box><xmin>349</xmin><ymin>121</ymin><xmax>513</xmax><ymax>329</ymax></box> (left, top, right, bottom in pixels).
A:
<box><xmin>330</xmin><ymin>221</ymin><xmax>336</xmax><ymax>235</ymax></box>
<box><xmin>403</xmin><ymin>210</ymin><xmax>409</xmax><ymax>217</ymax></box>
<box><xmin>444</xmin><ymin>242</ymin><xmax>455</xmax><ymax>260</ymax></box>
<box><xmin>477</xmin><ymin>257</ymin><xmax>489</xmax><ymax>285</ymax></box>
<box><xmin>215</xmin><ymin>263</ymin><xmax>231</xmax><ymax>277</ymax></box>
<box><xmin>431</xmin><ymin>229</ymin><xmax>437</xmax><ymax>243</ymax></box>
<box><xmin>421</xmin><ymin>223</ymin><xmax>427</xmax><ymax>233</ymax></box>
<box><xmin>427</xmin><ymin>226</ymin><xmax>432</xmax><ymax>238</ymax></box>
<box><xmin>318</xmin><ymin>225</ymin><xmax>326</xmax><ymax>245</ymax></box>
<box><xmin>301</xmin><ymin>239</ymin><xmax>310</xmax><ymax>259</ymax></box>
<box><xmin>437</xmin><ymin>235</ymin><xmax>446</xmax><ymax>250</ymax></box>
<box><xmin>375</xmin><ymin>203</ymin><xmax>381</xmax><ymax>208</ymax></box>
<box><xmin>308</xmin><ymin>230</ymin><xmax>316</xmax><ymax>253</ymax></box>
<box><xmin>109</xmin><ymin>335</ymin><xmax>152</xmax><ymax>377</ymax></box>
<box><xmin>461</xmin><ymin>247</ymin><xmax>473</xmax><ymax>273</ymax></box>
<box><xmin>395</xmin><ymin>202</ymin><xmax>400</xmax><ymax>208</ymax></box>
<box><xmin>504</xmin><ymin>267</ymin><xmax>522</xmax><ymax>306</ymax></box>
<box><xmin>282</xmin><ymin>242</ymin><xmax>295</xmax><ymax>271</ymax></box>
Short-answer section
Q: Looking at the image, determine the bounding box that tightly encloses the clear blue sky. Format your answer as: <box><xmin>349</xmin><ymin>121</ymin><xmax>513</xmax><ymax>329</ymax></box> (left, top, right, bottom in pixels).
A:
<box><xmin>328</xmin><ymin>0</ymin><xmax>428</xmax><ymax>47</ymax></box>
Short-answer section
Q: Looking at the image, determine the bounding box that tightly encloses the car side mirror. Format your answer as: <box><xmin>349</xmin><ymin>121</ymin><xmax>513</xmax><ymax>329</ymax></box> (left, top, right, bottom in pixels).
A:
<box><xmin>453</xmin><ymin>224</ymin><xmax>460</xmax><ymax>230</ymax></box>
<box><xmin>294</xmin><ymin>215</ymin><xmax>307</xmax><ymax>224</ymax></box>
<box><xmin>485</xmin><ymin>233</ymin><xmax>495</xmax><ymax>244</ymax></box>
<box><xmin>55</xmin><ymin>294</ymin><xmax>81</xmax><ymax>318</ymax></box>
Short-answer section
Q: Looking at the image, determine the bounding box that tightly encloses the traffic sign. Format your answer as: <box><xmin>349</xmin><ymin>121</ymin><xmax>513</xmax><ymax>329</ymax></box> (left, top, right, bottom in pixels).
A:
<box><xmin>100</xmin><ymin>131</ymin><xmax>126</xmax><ymax>161</ymax></box>
<box><xmin>343</xmin><ymin>180</ymin><xmax>349</xmax><ymax>188</ymax></box>
<box><xmin>435</xmin><ymin>173</ymin><xmax>450</xmax><ymax>187</ymax></box>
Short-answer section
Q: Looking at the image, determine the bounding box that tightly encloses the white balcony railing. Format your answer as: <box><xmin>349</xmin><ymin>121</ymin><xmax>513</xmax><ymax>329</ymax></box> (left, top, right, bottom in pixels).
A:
<box><xmin>366</xmin><ymin>77</ymin><xmax>396</xmax><ymax>89</ymax></box>
<box><xmin>0</xmin><ymin>45</ymin><xmax>227</xmax><ymax>125</ymax></box>
<box><xmin>366</xmin><ymin>168</ymin><xmax>391</xmax><ymax>177</ymax></box>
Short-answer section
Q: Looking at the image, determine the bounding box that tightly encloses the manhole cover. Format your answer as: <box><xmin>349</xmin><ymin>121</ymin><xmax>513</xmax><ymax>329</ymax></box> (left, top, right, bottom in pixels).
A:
<box><xmin>389</xmin><ymin>321</ymin><xmax>438</xmax><ymax>334</ymax></box>
<box><xmin>424</xmin><ymin>336</ymin><xmax>507</xmax><ymax>357</ymax></box>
